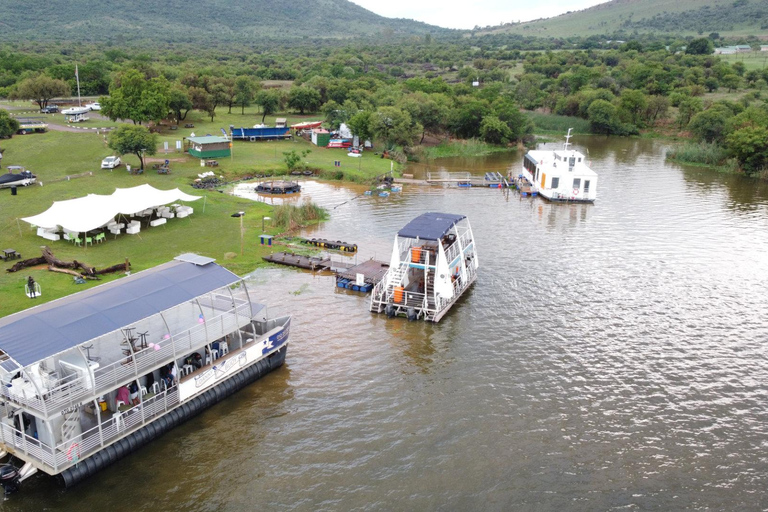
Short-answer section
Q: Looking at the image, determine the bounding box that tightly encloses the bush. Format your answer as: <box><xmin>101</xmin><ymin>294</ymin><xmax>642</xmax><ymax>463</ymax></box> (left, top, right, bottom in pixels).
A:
<box><xmin>272</xmin><ymin>201</ymin><xmax>327</xmax><ymax>231</ymax></box>
<box><xmin>667</xmin><ymin>141</ymin><xmax>730</xmax><ymax>167</ymax></box>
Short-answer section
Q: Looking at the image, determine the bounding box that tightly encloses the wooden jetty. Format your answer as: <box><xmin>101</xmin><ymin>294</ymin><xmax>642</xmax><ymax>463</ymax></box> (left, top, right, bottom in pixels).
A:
<box><xmin>262</xmin><ymin>252</ymin><xmax>332</xmax><ymax>270</ymax></box>
<box><xmin>512</xmin><ymin>175</ymin><xmax>537</xmax><ymax>196</ymax></box>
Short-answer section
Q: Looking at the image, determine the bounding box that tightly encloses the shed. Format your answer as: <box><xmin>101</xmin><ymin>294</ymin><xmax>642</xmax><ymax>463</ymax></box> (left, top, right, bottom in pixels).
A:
<box><xmin>275</xmin><ymin>118</ymin><xmax>287</xmax><ymax>128</ymax></box>
<box><xmin>185</xmin><ymin>136</ymin><xmax>231</xmax><ymax>159</ymax></box>
<box><xmin>311</xmin><ymin>129</ymin><xmax>330</xmax><ymax>147</ymax></box>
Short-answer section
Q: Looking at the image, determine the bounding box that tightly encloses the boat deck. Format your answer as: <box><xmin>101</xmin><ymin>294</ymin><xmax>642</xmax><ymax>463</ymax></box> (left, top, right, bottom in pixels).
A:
<box><xmin>335</xmin><ymin>259</ymin><xmax>389</xmax><ymax>285</ymax></box>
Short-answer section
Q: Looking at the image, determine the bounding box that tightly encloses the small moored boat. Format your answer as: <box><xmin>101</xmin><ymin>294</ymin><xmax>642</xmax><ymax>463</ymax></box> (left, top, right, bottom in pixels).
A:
<box><xmin>370</xmin><ymin>212</ymin><xmax>478</xmax><ymax>322</ymax></box>
<box><xmin>0</xmin><ymin>167</ymin><xmax>36</xmax><ymax>189</ymax></box>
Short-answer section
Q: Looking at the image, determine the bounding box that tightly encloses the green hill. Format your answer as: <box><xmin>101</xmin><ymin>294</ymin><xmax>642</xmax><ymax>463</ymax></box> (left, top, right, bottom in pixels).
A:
<box><xmin>481</xmin><ymin>0</ymin><xmax>768</xmax><ymax>38</ymax></box>
<box><xmin>0</xmin><ymin>0</ymin><xmax>446</xmax><ymax>42</ymax></box>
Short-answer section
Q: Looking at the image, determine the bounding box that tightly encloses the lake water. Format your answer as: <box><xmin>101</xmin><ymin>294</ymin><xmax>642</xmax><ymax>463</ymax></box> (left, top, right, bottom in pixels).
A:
<box><xmin>12</xmin><ymin>136</ymin><xmax>768</xmax><ymax>510</ymax></box>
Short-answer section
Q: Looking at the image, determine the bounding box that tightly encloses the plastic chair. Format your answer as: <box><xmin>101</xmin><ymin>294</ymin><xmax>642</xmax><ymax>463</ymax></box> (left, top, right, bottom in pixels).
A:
<box><xmin>85</xmin><ymin>237</ymin><xmax>93</xmax><ymax>246</ymax></box>
<box><xmin>150</xmin><ymin>382</ymin><xmax>160</xmax><ymax>395</ymax></box>
<box><xmin>114</xmin><ymin>411</ymin><xmax>124</xmax><ymax>430</ymax></box>
<box><xmin>204</xmin><ymin>354</ymin><xmax>211</xmax><ymax>366</ymax></box>
<box><xmin>140</xmin><ymin>386</ymin><xmax>147</xmax><ymax>397</ymax></box>
<box><xmin>211</xmin><ymin>349</ymin><xmax>219</xmax><ymax>361</ymax></box>
<box><xmin>95</xmin><ymin>233</ymin><xmax>105</xmax><ymax>244</ymax></box>
<box><xmin>115</xmin><ymin>400</ymin><xmax>125</xmax><ymax>410</ymax></box>
<box><xmin>74</xmin><ymin>237</ymin><xmax>82</xmax><ymax>247</ymax></box>
<box><xmin>219</xmin><ymin>342</ymin><xmax>229</xmax><ymax>356</ymax></box>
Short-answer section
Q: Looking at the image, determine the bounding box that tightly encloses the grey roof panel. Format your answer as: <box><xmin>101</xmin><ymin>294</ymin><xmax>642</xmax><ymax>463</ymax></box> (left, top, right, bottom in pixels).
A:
<box><xmin>0</xmin><ymin>260</ymin><xmax>241</xmax><ymax>367</ymax></box>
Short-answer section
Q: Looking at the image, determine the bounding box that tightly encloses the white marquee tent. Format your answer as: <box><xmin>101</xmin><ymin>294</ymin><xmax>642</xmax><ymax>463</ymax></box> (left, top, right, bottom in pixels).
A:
<box><xmin>22</xmin><ymin>184</ymin><xmax>201</xmax><ymax>233</ymax></box>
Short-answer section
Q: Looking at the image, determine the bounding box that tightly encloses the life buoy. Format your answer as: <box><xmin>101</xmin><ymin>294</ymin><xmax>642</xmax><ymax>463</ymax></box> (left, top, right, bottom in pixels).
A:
<box><xmin>572</xmin><ymin>188</ymin><xmax>579</xmax><ymax>195</ymax></box>
<box><xmin>67</xmin><ymin>442</ymin><xmax>80</xmax><ymax>462</ymax></box>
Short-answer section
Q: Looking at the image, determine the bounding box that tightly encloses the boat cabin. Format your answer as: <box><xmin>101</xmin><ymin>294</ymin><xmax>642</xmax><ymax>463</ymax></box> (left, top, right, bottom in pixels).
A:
<box><xmin>523</xmin><ymin>149</ymin><xmax>597</xmax><ymax>202</ymax></box>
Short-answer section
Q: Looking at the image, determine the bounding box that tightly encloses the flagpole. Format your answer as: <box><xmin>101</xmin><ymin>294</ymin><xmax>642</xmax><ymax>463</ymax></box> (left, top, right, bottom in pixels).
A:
<box><xmin>75</xmin><ymin>63</ymin><xmax>81</xmax><ymax>107</ymax></box>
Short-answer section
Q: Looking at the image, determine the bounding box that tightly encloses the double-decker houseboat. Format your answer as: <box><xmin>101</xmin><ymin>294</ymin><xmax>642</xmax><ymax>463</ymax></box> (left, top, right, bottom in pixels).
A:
<box><xmin>0</xmin><ymin>254</ymin><xmax>290</xmax><ymax>493</ymax></box>
<box><xmin>370</xmin><ymin>213</ymin><xmax>478</xmax><ymax>323</ymax></box>
<box><xmin>518</xmin><ymin>129</ymin><xmax>598</xmax><ymax>203</ymax></box>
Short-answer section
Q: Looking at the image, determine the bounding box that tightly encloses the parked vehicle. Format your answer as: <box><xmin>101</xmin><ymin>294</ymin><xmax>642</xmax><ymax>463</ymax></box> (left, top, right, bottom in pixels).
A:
<box><xmin>85</xmin><ymin>102</ymin><xmax>101</xmax><ymax>111</ymax></box>
<box><xmin>101</xmin><ymin>156</ymin><xmax>121</xmax><ymax>169</ymax></box>
<box><xmin>39</xmin><ymin>105</ymin><xmax>59</xmax><ymax>114</ymax></box>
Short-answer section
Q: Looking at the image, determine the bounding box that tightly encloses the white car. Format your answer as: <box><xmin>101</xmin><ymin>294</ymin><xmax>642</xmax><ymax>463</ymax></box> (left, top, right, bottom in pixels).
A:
<box><xmin>101</xmin><ymin>156</ymin><xmax>121</xmax><ymax>169</ymax></box>
<box><xmin>85</xmin><ymin>102</ymin><xmax>101</xmax><ymax>111</ymax></box>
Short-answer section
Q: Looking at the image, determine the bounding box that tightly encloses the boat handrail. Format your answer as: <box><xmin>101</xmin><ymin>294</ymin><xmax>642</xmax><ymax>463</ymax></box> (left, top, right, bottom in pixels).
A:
<box><xmin>8</xmin><ymin>303</ymin><xmax>252</xmax><ymax>417</ymax></box>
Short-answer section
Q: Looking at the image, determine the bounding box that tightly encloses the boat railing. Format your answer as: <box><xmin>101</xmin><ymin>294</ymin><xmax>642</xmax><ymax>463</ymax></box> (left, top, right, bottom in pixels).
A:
<box><xmin>8</xmin><ymin>304</ymin><xmax>251</xmax><ymax>418</ymax></box>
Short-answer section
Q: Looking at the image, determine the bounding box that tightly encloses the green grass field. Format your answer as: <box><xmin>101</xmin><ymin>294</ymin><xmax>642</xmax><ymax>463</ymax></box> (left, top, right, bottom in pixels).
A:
<box><xmin>0</xmin><ymin>105</ymin><xmax>396</xmax><ymax>317</ymax></box>
<box><xmin>718</xmin><ymin>52</ymin><xmax>768</xmax><ymax>72</ymax></box>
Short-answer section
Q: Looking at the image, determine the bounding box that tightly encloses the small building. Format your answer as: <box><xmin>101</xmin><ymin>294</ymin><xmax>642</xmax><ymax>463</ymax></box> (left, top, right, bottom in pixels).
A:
<box><xmin>185</xmin><ymin>136</ymin><xmax>231</xmax><ymax>159</ymax></box>
<box><xmin>311</xmin><ymin>129</ymin><xmax>330</xmax><ymax>147</ymax></box>
<box><xmin>275</xmin><ymin>118</ymin><xmax>287</xmax><ymax>128</ymax></box>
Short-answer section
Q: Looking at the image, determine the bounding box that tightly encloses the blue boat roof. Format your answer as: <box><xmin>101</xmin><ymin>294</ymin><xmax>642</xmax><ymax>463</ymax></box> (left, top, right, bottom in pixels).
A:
<box><xmin>0</xmin><ymin>258</ymin><xmax>240</xmax><ymax>368</ymax></box>
<box><xmin>397</xmin><ymin>212</ymin><xmax>466</xmax><ymax>241</ymax></box>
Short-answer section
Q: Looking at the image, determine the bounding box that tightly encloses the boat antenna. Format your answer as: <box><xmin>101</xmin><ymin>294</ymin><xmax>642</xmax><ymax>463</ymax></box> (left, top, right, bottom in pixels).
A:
<box><xmin>563</xmin><ymin>128</ymin><xmax>572</xmax><ymax>151</ymax></box>
<box><xmin>75</xmin><ymin>63</ymin><xmax>82</xmax><ymax>107</ymax></box>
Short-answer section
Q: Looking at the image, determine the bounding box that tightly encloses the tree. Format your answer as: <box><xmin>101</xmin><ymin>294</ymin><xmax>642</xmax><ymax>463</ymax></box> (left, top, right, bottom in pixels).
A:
<box><xmin>101</xmin><ymin>69</ymin><xmax>170</xmax><ymax>125</ymax></box>
<box><xmin>255</xmin><ymin>89</ymin><xmax>280</xmax><ymax>123</ymax></box>
<box><xmin>688</xmin><ymin>106</ymin><xmax>733</xmax><ymax>143</ymax></box>
<box><xmin>643</xmin><ymin>95</ymin><xmax>670</xmax><ymax>127</ymax></box>
<box><xmin>287</xmin><ymin>86</ymin><xmax>322</xmax><ymax>114</ymax></box>
<box><xmin>400</xmin><ymin>92</ymin><xmax>449</xmax><ymax>143</ymax></box>
<box><xmin>704</xmin><ymin>77</ymin><xmax>720</xmax><ymax>93</ymax></box>
<box><xmin>617</xmin><ymin>89</ymin><xmax>648</xmax><ymax>128</ymax></box>
<box><xmin>480</xmin><ymin>115</ymin><xmax>512</xmax><ymax>145</ymax></box>
<box><xmin>587</xmin><ymin>99</ymin><xmax>618</xmax><ymax>135</ymax></box>
<box><xmin>0</xmin><ymin>109</ymin><xmax>20</xmax><ymax>138</ymax></box>
<box><xmin>676</xmin><ymin>97</ymin><xmax>704</xmax><ymax>130</ymax></box>
<box><xmin>370</xmin><ymin>107</ymin><xmax>421</xmax><ymax>148</ymax></box>
<box><xmin>168</xmin><ymin>87</ymin><xmax>193</xmax><ymax>121</ymax></box>
<box><xmin>12</xmin><ymin>74</ymin><xmax>70</xmax><ymax>110</ymax></box>
<box><xmin>686</xmin><ymin>38</ymin><xmax>714</xmax><ymax>56</ymax></box>
<box><xmin>726</xmin><ymin>126</ymin><xmax>768</xmax><ymax>176</ymax></box>
<box><xmin>721</xmin><ymin>74</ymin><xmax>742</xmax><ymax>93</ymax></box>
<box><xmin>108</xmin><ymin>125</ymin><xmax>158</xmax><ymax>170</ymax></box>
<box><xmin>189</xmin><ymin>86</ymin><xmax>213</xmax><ymax>120</ymax></box>
<box><xmin>283</xmin><ymin>149</ymin><xmax>311</xmax><ymax>171</ymax></box>
<box><xmin>234</xmin><ymin>76</ymin><xmax>257</xmax><ymax>115</ymax></box>
<box><xmin>347</xmin><ymin>110</ymin><xmax>374</xmax><ymax>143</ymax></box>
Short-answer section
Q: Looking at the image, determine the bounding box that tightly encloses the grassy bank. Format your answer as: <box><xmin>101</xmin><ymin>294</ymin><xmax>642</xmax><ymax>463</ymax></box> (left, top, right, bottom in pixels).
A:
<box><xmin>524</xmin><ymin>112</ymin><xmax>592</xmax><ymax>135</ymax></box>
<box><xmin>412</xmin><ymin>139</ymin><xmax>516</xmax><ymax>160</ymax></box>
<box><xmin>0</xmin><ymin>106</ymin><xmax>362</xmax><ymax>316</ymax></box>
<box><xmin>666</xmin><ymin>141</ymin><xmax>738</xmax><ymax>172</ymax></box>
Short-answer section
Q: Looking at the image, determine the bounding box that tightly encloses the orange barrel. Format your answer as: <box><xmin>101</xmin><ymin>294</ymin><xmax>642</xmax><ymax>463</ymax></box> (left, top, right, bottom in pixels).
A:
<box><xmin>394</xmin><ymin>287</ymin><xmax>404</xmax><ymax>303</ymax></box>
<box><xmin>411</xmin><ymin>247</ymin><xmax>422</xmax><ymax>263</ymax></box>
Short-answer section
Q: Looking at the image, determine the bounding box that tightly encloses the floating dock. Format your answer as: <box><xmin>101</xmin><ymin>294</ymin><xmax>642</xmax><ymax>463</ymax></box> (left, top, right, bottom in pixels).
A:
<box><xmin>335</xmin><ymin>259</ymin><xmax>389</xmax><ymax>290</ymax></box>
<box><xmin>300</xmin><ymin>237</ymin><xmax>357</xmax><ymax>252</ymax></box>
<box><xmin>511</xmin><ymin>175</ymin><xmax>537</xmax><ymax>196</ymax></box>
<box><xmin>262</xmin><ymin>252</ymin><xmax>332</xmax><ymax>270</ymax></box>
<box><xmin>255</xmin><ymin>180</ymin><xmax>301</xmax><ymax>194</ymax></box>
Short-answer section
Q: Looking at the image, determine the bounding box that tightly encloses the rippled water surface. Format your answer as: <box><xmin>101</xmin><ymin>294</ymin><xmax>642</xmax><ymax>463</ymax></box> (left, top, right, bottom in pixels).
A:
<box><xmin>12</xmin><ymin>137</ymin><xmax>768</xmax><ymax>510</ymax></box>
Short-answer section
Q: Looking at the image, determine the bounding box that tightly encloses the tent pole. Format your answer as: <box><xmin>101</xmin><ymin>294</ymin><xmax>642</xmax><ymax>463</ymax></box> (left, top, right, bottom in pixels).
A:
<box><xmin>16</xmin><ymin>218</ymin><xmax>22</xmax><ymax>237</ymax></box>
<box><xmin>203</xmin><ymin>195</ymin><xmax>207</xmax><ymax>213</ymax></box>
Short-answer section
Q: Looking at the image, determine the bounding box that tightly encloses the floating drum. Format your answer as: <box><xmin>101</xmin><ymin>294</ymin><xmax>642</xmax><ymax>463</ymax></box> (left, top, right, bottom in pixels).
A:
<box><xmin>411</xmin><ymin>247</ymin><xmax>422</xmax><ymax>263</ymax></box>
<box><xmin>394</xmin><ymin>287</ymin><xmax>404</xmax><ymax>303</ymax></box>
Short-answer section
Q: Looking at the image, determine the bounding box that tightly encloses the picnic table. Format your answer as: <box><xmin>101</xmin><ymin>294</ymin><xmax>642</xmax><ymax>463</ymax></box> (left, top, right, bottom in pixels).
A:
<box><xmin>205</xmin><ymin>160</ymin><xmax>219</xmax><ymax>167</ymax></box>
<box><xmin>2</xmin><ymin>249</ymin><xmax>20</xmax><ymax>261</ymax></box>
<box><xmin>184</xmin><ymin>124</ymin><xmax>195</xmax><ymax>128</ymax></box>
<box><xmin>157</xmin><ymin>166</ymin><xmax>171</xmax><ymax>174</ymax></box>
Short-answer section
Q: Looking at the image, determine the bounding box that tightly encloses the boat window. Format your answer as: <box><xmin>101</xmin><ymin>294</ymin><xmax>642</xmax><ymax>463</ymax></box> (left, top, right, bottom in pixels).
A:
<box><xmin>573</xmin><ymin>178</ymin><xmax>581</xmax><ymax>189</ymax></box>
<box><xmin>584</xmin><ymin>180</ymin><xmax>590</xmax><ymax>193</ymax></box>
<box><xmin>551</xmin><ymin>177</ymin><xmax>560</xmax><ymax>189</ymax></box>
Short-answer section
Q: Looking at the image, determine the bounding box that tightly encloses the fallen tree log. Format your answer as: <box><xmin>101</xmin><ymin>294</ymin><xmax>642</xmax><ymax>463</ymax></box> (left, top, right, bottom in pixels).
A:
<box><xmin>6</xmin><ymin>256</ymin><xmax>46</xmax><ymax>273</ymax></box>
<box><xmin>47</xmin><ymin>266</ymin><xmax>99</xmax><ymax>280</ymax></box>
<box><xmin>40</xmin><ymin>246</ymin><xmax>95</xmax><ymax>275</ymax></box>
<box><xmin>93</xmin><ymin>259</ymin><xmax>131</xmax><ymax>276</ymax></box>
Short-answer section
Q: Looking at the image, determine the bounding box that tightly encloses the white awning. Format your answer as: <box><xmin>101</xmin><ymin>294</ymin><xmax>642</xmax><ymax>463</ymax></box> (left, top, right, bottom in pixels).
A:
<box><xmin>22</xmin><ymin>184</ymin><xmax>201</xmax><ymax>233</ymax></box>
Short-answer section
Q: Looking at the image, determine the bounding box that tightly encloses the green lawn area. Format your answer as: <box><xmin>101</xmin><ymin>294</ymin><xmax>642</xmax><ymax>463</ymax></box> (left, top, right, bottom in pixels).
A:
<box><xmin>0</xmin><ymin>105</ymin><xmax>396</xmax><ymax>317</ymax></box>
<box><xmin>718</xmin><ymin>52</ymin><xmax>768</xmax><ymax>72</ymax></box>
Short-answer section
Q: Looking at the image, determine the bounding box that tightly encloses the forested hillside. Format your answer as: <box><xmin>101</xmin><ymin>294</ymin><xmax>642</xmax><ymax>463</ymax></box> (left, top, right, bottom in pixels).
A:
<box><xmin>0</xmin><ymin>0</ymin><xmax>446</xmax><ymax>42</ymax></box>
<box><xmin>480</xmin><ymin>0</ymin><xmax>766</xmax><ymax>37</ymax></box>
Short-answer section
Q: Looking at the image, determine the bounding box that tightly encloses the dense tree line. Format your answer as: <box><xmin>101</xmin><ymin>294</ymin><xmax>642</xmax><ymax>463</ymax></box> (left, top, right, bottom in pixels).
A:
<box><xmin>2</xmin><ymin>37</ymin><xmax>767</xmax><ymax>173</ymax></box>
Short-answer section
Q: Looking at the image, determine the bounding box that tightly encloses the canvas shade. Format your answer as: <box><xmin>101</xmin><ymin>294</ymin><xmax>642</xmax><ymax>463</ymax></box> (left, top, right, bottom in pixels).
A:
<box><xmin>22</xmin><ymin>184</ymin><xmax>200</xmax><ymax>233</ymax></box>
<box><xmin>397</xmin><ymin>212</ymin><xmax>466</xmax><ymax>241</ymax></box>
